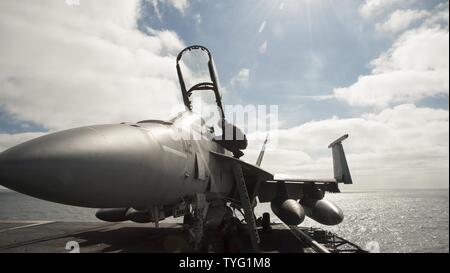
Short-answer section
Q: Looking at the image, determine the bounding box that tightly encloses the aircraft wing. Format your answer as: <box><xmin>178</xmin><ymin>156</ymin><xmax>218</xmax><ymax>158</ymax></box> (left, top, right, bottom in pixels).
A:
<box><xmin>209</xmin><ymin>151</ymin><xmax>340</xmax><ymax>203</ymax></box>
<box><xmin>212</xmin><ymin>134</ymin><xmax>352</xmax><ymax>203</ymax></box>
<box><xmin>209</xmin><ymin>151</ymin><xmax>273</xmax><ymax>181</ymax></box>
<box><xmin>210</xmin><ymin>151</ymin><xmax>273</xmax><ymax>202</ymax></box>
<box><xmin>258</xmin><ymin>135</ymin><xmax>352</xmax><ymax>202</ymax></box>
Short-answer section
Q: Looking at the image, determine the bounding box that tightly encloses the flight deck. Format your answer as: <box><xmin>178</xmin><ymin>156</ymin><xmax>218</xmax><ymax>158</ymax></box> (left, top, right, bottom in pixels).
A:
<box><xmin>0</xmin><ymin>220</ymin><xmax>366</xmax><ymax>253</ymax></box>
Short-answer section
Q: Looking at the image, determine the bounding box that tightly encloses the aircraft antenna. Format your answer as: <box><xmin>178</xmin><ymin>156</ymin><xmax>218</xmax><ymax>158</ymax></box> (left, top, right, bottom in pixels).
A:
<box><xmin>256</xmin><ymin>133</ymin><xmax>269</xmax><ymax>167</ymax></box>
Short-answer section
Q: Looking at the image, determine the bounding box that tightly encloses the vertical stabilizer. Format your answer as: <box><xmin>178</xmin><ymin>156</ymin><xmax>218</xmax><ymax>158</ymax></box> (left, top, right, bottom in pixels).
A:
<box><xmin>328</xmin><ymin>134</ymin><xmax>352</xmax><ymax>184</ymax></box>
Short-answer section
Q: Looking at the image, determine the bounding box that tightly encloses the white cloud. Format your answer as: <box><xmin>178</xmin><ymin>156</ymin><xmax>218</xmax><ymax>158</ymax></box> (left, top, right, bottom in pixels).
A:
<box><xmin>230</xmin><ymin>68</ymin><xmax>250</xmax><ymax>89</ymax></box>
<box><xmin>335</xmin><ymin>23</ymin><xmax>449</xmax><ymax>107</ymax></box>
<box><xmin>372</xmin><ymin>28</ymin><xmax>449</xmax><ymax>73</ymax></box>
<box><xmin>0</xmin><ymin>0</ymin><xmax>186</xmax><ymax>131</ymax></box>
<box><xmin>297</xmin><ymin>95</ymin><xmax>335</xmax><ymax>101</ymax></box>
<box><xmin>243</xmin><ymin>104</ymin><xmax>449</xmax><ymax>189</ymax></box>
<box><xmin>376</xmin><ymin>9</ymin><xmax>429</xmax><ymax>33</ymax></box>
<box><xmin>359</xmin><ymin>0</ymin><xmax>417</xmax><ymax>19</ymax></box>
<box><xmin>150</xmin><ymin>0</ymin><xmax>190</xmax><ymax>16</ymax></box>
<box><xmin>334</xmin><ymin>69</ymin><xmax>448</xmax><ymax>107</ymax></box>
<box><xmin>423</xmin><ymin>2</ymin><xmax>449</xmax><ymax>29</ymax></box>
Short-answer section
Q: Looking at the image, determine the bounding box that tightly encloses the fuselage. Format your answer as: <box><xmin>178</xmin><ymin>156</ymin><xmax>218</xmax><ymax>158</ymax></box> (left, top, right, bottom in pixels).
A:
<box><xmin>0</xmin><ymin>111</ymin><xmax>234</xmax><ymax>208</ymax></box>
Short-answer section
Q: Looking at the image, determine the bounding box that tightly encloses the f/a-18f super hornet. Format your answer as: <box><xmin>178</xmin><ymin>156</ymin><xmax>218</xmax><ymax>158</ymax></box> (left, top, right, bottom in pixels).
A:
<box><xmin>0</xmin><ymin>45</ymin><xmax>353</xmax><ymax>252</ymax></box>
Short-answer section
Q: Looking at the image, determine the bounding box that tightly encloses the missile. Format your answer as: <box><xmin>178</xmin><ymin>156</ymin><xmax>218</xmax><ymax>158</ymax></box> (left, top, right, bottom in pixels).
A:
<box><xmin>300</xmin><ymin>198</ymin><xmax>344</xmax><ymax>226</ymax></box>
<box><xmin>270</xmin><ymin>197</ymin><xmax>305</xmax><ymax>226</ymax></box>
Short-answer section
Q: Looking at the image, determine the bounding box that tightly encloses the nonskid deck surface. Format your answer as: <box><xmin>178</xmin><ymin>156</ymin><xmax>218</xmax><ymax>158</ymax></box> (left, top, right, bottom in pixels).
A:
<box><xmin>0</xmin><ymin>220</ymin><xmax>323</xmax><ymax>253</ymax></box>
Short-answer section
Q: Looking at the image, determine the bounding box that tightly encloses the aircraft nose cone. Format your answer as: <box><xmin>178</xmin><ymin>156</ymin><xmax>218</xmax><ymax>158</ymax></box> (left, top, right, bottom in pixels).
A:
<box><xmin>0</xmin><ymin>124</ymin><xmax>162</xmax><ymax>207</ymax></box>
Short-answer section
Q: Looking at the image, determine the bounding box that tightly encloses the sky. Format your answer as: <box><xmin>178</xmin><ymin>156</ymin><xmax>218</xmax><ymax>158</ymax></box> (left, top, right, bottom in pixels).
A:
<box><xmin>0</xmin><ymin>0</ymin><xmax>448</xmax><ymax>189</ymax></box>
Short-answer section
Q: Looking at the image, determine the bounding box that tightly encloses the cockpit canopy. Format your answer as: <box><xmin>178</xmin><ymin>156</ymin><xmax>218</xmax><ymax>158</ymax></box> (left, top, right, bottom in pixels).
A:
<box><xmin>176</xmin><ymin>45</ymin><xmax>247</xmax><ymax>157</ymax></box>
<box><xmin>176</xmin><ymin>45</ymin><xmax>224</xmax><ymax>120</ymax></box>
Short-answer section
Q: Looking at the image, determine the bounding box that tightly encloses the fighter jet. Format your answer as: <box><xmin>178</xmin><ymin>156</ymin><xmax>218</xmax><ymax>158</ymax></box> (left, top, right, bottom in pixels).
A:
<box><xmin>0</xmin><ymin>45</ymin><xmax>353</xmax><ymax>252</ymax></box>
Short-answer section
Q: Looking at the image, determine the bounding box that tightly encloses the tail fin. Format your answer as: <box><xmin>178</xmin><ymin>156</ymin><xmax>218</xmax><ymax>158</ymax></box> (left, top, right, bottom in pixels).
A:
<box><xmin>256</xmin><ymin>133</ymin><xmax>269</xmax><ymax>167</ymax></box>
<box><xmin>328</xmin><ymin>134</ymin><xmax>352</xmax><ymax>184</ymax></box>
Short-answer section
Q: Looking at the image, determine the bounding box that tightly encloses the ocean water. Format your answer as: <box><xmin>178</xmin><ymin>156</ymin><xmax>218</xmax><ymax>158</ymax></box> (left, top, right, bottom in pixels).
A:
<box><xmin>256</xmin><ymin>189</ymin><xmax>449</xmax><ymax>253</ymax></box>
<box><xmin>0</xmin><ymin>189</ymin><xmax>448</xmax><ymax>253</ymax></box>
